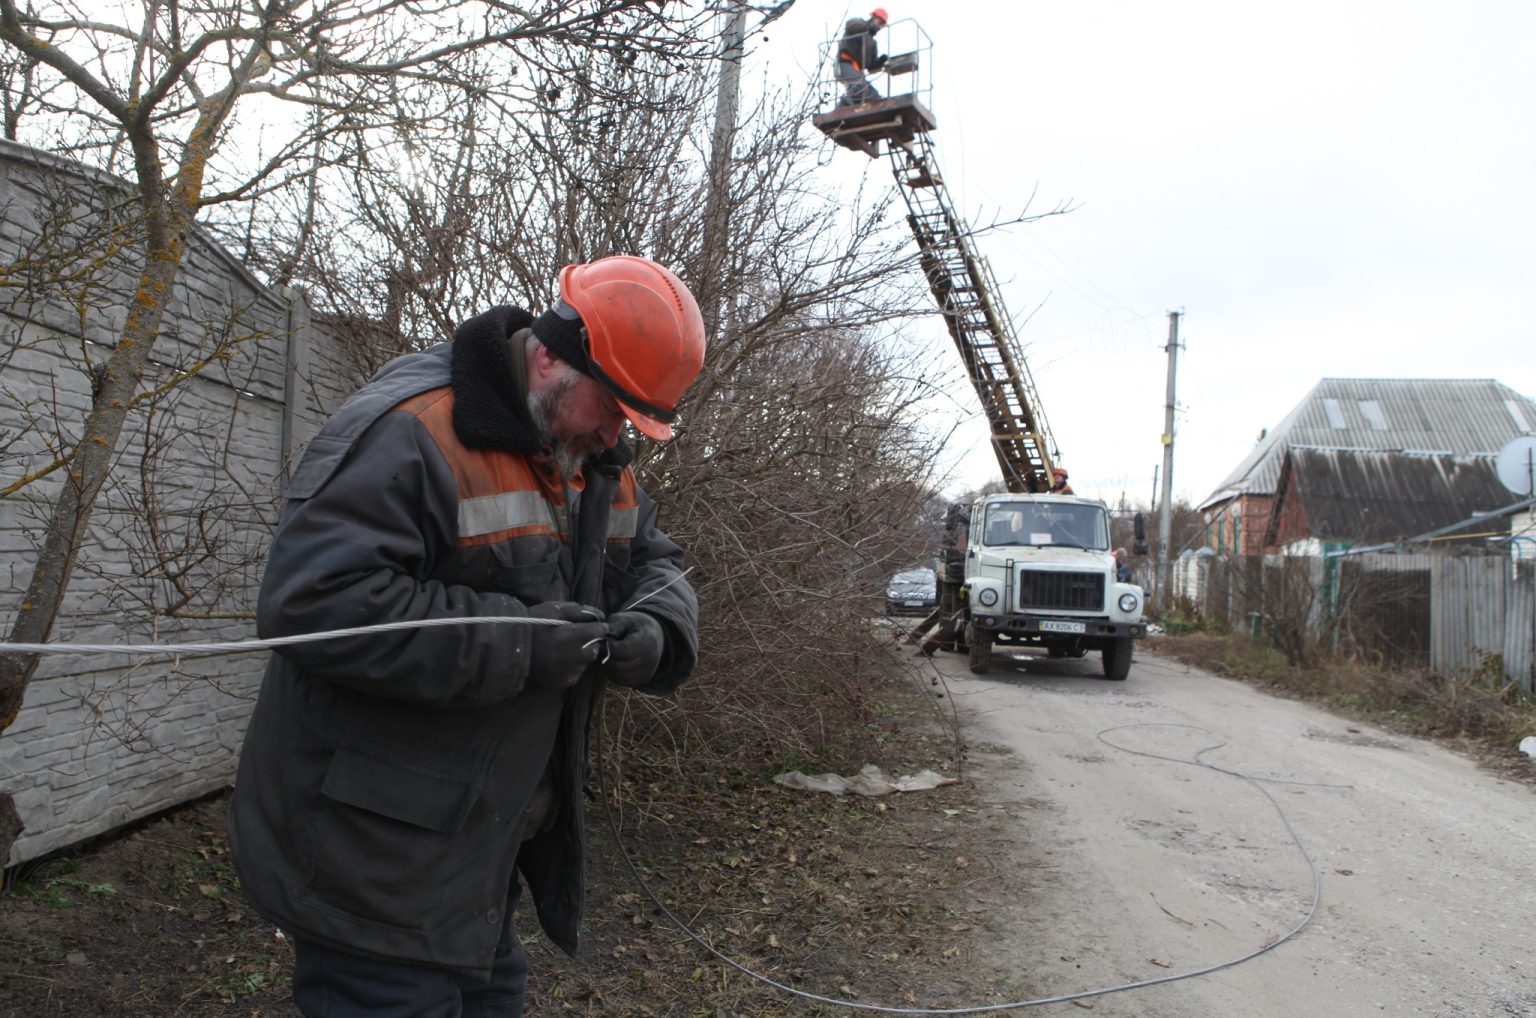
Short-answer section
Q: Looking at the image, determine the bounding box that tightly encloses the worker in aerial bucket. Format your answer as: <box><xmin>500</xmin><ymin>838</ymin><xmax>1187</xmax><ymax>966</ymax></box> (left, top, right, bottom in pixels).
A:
<box><xmin>836</xmin><ymin>7</ymin><xmax>889</xmax><ymax>107</ymax></box>
<box><xmin>1048</xmin><ymin>467</ymin><xmax>1074</xmax><ymax>495</ymax></box>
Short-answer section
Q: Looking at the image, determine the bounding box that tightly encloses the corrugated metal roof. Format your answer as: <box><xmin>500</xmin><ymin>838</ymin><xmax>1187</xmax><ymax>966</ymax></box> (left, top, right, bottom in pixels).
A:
<box><xmin>1272</xmin><ymin>448</ymin><xmax>1513</xmax><ymax>545</ymax></box>
<box><xmin>1200</xmin><ymin>378</ymin><xmax>1536</xmax><ymax>509</ymax></box>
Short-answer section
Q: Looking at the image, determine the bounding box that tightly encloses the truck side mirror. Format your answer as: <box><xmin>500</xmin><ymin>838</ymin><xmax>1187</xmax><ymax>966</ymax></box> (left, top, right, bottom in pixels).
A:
<box><xmin>1133</xmin><ymin>512</ymin><xmax>1148</xmax><ymax>556</ymax></box>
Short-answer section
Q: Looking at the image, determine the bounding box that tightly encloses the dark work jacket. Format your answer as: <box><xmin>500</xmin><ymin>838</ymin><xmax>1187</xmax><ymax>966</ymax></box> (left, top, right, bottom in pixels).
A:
<box><xmin>837</xmin><ymin>16</ymin><xmax>884</xmax><ymax>72</ymax></box>
<box><xmin>226</xmin><ymin>307</ymin><xmax>699</xmax><ymax>978</ymax></box>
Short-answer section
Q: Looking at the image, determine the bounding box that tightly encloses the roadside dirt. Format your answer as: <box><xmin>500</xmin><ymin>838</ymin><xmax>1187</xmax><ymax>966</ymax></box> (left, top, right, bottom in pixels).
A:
<box><xmin>4</xmin><ymin>636</ymin><xmax>1534</xmax><ymax>1016</ymax></box>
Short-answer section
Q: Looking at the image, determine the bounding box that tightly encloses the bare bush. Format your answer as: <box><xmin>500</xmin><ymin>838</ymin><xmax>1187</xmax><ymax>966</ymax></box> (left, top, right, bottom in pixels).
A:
<box><xmin>0</xmin><ymin>0</ymin><xmax>722</xmax><ymax>864</ymax></box>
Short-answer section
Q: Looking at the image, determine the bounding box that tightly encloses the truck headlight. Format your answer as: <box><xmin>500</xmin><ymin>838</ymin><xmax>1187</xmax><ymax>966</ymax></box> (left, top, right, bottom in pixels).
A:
<box><xmin>1118</xmin><ymin>592</ymin><xmax>1139</xmax><ymax>613</ymax></box>
<box><xmin>978</xmin><ymin>587</ymin><xmax>999</xmax><ymax>607</ymax></box>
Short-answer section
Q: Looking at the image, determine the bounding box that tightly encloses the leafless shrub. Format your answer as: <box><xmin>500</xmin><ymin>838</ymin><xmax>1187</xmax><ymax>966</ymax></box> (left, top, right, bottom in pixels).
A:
<box><xmin>0</xmin><ymin>0</ymin><xmax>727</xmax><ymax>862</ymax></box>
<box><xmin>273</xmin><ymin>54</ymin><xmax>961</xmax><ymax>785</ymax></box>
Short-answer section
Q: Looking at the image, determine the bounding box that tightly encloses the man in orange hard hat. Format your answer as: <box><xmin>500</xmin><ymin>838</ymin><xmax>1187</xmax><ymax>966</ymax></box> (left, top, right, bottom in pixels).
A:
<box><xmin>1048</xmin><ymin>466</ymin><xmax>1074</xmax><ymax>495</ymax></box>
<box><xmin>836</xmin><ymin>7</ymin><xmax>890</xmax><ymax>107</ymax></box>
<box><xmin>229</xmin><ymin>256</ymin><xmax>706</xmax><ymax>1017</ymax></box>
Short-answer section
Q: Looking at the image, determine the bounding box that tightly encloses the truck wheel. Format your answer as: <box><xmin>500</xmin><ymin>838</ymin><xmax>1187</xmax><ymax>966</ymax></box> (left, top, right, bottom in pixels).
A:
<box><xmin>1100</xmin><ymin>638</ymin><xmax>1133</xmax><ymax>681</ymax></box>
<box><xmin>967</xmin><ymin>625</ymin><xmax>993</xmax><ymax>674</ymax></box>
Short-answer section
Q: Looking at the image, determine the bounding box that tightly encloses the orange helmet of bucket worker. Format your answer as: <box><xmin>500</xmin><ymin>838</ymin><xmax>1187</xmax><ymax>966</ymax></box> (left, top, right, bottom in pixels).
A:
<box><xmin>555</xmin><ymin>256</ymin><xmax>706</xmax><ymax>442</ymax></box>
<box><xmin>870</xmin><ymin>7</ymin><xmax>889</xmax><ymax>23</ymax></box>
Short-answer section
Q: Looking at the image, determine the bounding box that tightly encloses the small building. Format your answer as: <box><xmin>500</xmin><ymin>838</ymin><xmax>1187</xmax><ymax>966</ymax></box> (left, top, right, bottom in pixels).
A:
<box><xmin>1263</xmin><ymin>448</ymin><xmax>1513</xmax><ymax>554</ymax></box>
<box><xmin>1199</xmin><ymin>378</ymin><xmax>1536</xmax><ymax>555</ymax></box>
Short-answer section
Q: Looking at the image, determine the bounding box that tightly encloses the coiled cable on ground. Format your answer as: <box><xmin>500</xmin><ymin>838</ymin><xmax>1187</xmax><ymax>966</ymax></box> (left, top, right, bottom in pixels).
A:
<box><xmin>597</xmin><ymin>717</ymin><xmax>1344</xmax><ymax>1014</ymax></box>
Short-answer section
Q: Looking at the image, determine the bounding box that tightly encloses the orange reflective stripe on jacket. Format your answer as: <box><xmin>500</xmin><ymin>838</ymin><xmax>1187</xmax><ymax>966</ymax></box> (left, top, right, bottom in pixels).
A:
<box><xmin>394</xmin><ymin>388</ymin><xmax>639</xmax><ymax>549</ymax></box>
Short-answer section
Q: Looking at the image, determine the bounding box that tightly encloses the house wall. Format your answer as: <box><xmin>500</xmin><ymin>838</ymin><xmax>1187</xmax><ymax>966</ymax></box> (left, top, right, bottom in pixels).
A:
<box><xmin>0</xmin><ymin>139</ymin><xmax>365</xmax><ymax>865</ymax></box>
<box><xmin>1269</xmin><ymin>473</ymin><xmax>1310</xmax><ymax>549</ymax></box>
<box><xmin>1203</xmin><ymin>495</ymin><xmax>1273</xmax><ymax>556</ymax></box>
<box><xmin>1514</xmin><ymin>509</ymin><xmax>1536</xmax><ymax>563</ymax></box>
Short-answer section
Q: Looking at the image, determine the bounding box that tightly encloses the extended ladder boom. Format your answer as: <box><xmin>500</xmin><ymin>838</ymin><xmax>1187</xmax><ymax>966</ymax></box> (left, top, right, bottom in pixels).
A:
<box><xmin>813</xmin><ymin>91</ymin><xmax>1058</xmax><ymax>493</ymax></box>
<box><xmin>889</xmin><ymin>133</ymin><xmax>1058</xmax><ymax>493</ymax></box>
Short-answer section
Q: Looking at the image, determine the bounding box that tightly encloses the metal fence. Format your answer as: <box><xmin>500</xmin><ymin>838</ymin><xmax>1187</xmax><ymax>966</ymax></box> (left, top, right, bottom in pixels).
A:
<box><xmin>1172</xmin><ymin>551</ymin><xmax>1536</xmax><ymax>691</ymax></box>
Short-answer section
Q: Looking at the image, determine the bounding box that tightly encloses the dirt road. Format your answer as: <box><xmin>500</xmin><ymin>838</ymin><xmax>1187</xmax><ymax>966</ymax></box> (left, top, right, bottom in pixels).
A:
<box><xmin>921</xmin><ymin>644</ymin><xmax>1536</xmax><ymax>1017</ymax></box>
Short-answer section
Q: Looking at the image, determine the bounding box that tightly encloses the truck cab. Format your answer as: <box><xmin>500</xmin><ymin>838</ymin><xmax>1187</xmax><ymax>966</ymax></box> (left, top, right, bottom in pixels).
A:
<box><xmin>957</xmin><ymin>493</ymin><xmax>1146</xmax><ymax>679</ymax></box>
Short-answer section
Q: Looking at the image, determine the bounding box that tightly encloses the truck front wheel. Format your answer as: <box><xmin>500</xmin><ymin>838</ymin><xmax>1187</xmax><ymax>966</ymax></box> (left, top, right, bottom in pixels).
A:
<box><xmin>967</xmin><ymin>624</ymin><xmax>993</xmax><ymax>674</ymax></box>
<box><xmin>1100</xmin><ymin>637</ymin><xmax>1133</xmax><ymax>681</ymax></box>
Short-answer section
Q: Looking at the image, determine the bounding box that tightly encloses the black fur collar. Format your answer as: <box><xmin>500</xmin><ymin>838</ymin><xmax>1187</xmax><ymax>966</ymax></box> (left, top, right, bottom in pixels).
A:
<box><xmin>449</xmin><ymin>304</ymin><xmax>631</xmax><ymax>474</ymax></box>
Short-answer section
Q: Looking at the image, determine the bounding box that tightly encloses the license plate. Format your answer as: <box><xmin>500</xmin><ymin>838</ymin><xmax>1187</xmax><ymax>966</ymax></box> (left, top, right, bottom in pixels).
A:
<box><xmin>1039</xmin><ymin>620</ymin><xmax>1085</xmax><ymax>634</ymax></box>
<box><xmin>905</xmin><ymin>600</ymin><xmax>924</xmax><ymax>607</ymax></box>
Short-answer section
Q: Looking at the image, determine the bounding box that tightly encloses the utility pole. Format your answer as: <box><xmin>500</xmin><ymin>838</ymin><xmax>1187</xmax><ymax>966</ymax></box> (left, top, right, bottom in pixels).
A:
<box><xmin>1155</xmin><ymin>310</ymin><xmax>1182</xmax><ymax>610</ymax></box>
<box><xmin>700</xmin><ymin>2</ymin><xmax>747</xmax><ymax>339</ymax></box>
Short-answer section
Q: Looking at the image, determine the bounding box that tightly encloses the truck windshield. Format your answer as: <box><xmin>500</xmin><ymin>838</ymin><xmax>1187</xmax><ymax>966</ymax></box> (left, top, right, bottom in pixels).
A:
<box><xmin>980</xmin><ymin>501</ymin><xmax>1109</xmax><ymax>550</ymax></box>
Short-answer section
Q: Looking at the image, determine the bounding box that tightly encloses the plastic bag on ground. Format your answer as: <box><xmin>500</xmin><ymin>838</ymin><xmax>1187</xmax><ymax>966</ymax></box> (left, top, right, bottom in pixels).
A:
<box><xmin>773</xmin><ymin>763</ymin><xmax>956</xmax><ymax>796</ymax></box>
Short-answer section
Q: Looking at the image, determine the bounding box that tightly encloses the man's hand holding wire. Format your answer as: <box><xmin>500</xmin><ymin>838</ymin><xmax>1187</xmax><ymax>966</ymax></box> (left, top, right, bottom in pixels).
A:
<box><xmin>526</xmin><ymin>601</ymin><xmax>607</xmax><ymax>689</ymax></box>
<box><xmin>601</xmin><ymin>611</ymin><xmax>666</xmax><ymax>688</ymax></box>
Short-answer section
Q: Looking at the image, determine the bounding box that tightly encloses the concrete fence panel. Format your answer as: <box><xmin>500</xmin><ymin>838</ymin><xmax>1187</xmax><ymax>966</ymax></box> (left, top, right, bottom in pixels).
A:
<box><xmin>1</xmin><ymin>140</ymin><xmax>367</xmax><ymax>865</ymax></box>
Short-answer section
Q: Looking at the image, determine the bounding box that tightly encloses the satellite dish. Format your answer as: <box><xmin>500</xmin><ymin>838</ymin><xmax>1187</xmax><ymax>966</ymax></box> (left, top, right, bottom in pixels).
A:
<box><xmin>1495</xmin><ymin>436</ymin><xmax>1536</xmax><ymax>496</ymax></box>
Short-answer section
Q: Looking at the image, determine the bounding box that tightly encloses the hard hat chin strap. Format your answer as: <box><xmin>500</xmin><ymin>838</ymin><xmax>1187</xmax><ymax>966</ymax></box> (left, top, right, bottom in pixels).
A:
<box><xmin>532</xmin><ymin>301</ymin><xmax>676</xmax><ymax>424</ymax></box>
<box><xmin>586</xmin><ymin>356</ymin><xmax>677</xmax><ymax>425</ymax></box>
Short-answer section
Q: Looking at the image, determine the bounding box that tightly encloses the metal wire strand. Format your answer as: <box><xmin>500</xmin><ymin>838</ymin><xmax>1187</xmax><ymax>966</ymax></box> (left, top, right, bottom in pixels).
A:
<box><xmin>0</xmin><ymin>569</ymin><xmax>694</xmax><ymax>659</ymax></box>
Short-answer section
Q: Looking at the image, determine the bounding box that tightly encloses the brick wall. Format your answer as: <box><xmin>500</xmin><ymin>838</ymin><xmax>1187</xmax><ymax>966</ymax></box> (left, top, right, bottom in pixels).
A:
<box><xmin>1203</xmin><ymin>494</ymin><xmax>1273</xmax><ymax>556</ymax></box>
<box><xmin>0</xmin><ymin>139</ymin><xmax>365</xmax><ymax>865</ymax></box>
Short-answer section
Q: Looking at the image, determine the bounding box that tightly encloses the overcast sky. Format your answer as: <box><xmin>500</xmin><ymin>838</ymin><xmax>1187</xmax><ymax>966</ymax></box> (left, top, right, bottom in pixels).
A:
<box><xmin>744</xmin><ymin>0</ymin><xmax>1536</xmax><ymax>507</ymax></box>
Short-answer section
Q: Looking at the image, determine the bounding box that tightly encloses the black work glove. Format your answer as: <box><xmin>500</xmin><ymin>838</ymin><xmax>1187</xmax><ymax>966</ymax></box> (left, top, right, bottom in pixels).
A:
<box><xmin>871</xmin><ymin>54</ymin><xmax>887</xmax><ymax>71</ymax></box>
<box><xmin>601</xmin><ymin>611</ymin><xmax>666</xmax><ymax>688</ymax></box>
<box><xmin>526</xmin><ymin>601</ymin><xmax>607</xmax><ymax>690</ymax></box>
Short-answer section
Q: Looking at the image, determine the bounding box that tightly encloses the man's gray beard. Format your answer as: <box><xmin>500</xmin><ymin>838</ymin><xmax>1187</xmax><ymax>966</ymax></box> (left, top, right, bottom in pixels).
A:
<box><xmin>528</xmin><ymin>375</ymin><xmax>588</xmax><ymax>480</ymax></box>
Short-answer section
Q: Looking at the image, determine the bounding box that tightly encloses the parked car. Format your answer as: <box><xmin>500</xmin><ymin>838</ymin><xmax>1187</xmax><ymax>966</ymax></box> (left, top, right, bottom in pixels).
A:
<box><xmin>886</xmin><ymin>567</ymin><xmax>937</xmax><ymax>616</ymax></box>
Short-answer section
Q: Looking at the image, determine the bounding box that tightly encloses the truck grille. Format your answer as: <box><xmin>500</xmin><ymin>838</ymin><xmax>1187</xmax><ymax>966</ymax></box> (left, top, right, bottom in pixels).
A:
<box><xmin>1016</xmin><ymin>570</ymin><xmax>1104</xmax><ymax>611</ymax></box>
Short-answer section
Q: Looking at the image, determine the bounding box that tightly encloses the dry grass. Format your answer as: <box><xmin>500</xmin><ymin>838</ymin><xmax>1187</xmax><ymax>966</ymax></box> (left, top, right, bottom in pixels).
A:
<box><xmin>1147</xmin><ymin>632</ymin><xmax>1536</xmax><ymax>783</ymax></box>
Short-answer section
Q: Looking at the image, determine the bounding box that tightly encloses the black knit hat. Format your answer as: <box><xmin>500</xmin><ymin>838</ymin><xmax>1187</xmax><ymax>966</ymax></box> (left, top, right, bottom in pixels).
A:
<box><xmin>530</xmin><ymin>300</ymin><xmax>593</xmax><ymax>375</ymax></box>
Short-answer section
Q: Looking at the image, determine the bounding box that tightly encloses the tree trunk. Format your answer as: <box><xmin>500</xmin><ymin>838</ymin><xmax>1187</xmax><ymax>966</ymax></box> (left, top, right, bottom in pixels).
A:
<box><xmin>0</xmin><ymin>234</ymin><xmax>186</xmax><ymax>864</ymax></box>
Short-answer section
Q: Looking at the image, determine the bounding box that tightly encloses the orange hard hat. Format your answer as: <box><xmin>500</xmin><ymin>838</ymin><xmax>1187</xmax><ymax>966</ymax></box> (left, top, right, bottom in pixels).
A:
<box><xmin>557</xmin><ymin>256</ymin><xmax>706</xmax><ymax>441</ymax></box>
<box><xmin>1052</xmin><ymin>467</ymin><xmax>1068</xmax><ymax>478</ymax></box>
<box><xmin>870</xmin><ymin>7</ymin><xmax>889</xmax><ymax>22</ymax></box>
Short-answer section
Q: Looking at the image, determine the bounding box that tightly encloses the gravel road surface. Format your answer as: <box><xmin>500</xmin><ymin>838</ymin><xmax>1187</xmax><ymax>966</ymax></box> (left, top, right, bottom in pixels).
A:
<box><xmin>922</xmin><ymin>644</ymin><xmax>1535</xmax><ymax>1018</ymax></box>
